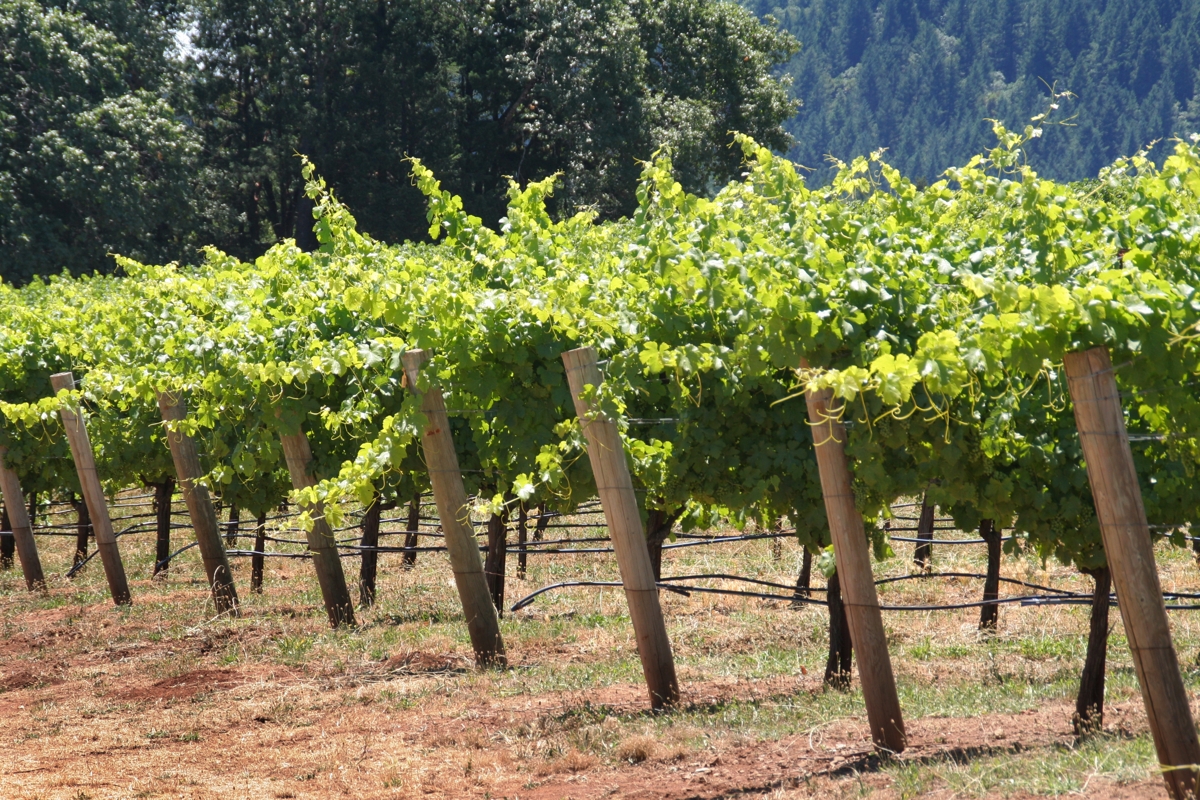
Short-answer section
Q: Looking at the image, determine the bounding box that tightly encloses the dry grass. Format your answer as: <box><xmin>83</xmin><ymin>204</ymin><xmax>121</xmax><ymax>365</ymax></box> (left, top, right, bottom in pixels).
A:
<box><xmin>0</xmin><ymin>493</ymin><xmax>1195</xmax><ymax>798</ymax></box>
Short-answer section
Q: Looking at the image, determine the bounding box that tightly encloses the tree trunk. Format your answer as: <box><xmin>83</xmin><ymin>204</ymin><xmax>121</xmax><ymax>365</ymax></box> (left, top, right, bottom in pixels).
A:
<box><xmin>72</xmin><ymin>494</ymin><xmax>91</xmax><ymax>569</ymax></box>
<box><xmin>1074</xmin><ymin>566</ymin><xmax>1111</xmax><ymax>737</ymax></box>
<box><xmin>824</xmin><ymin>569</ymin><xmax>854</xmax><ymax>690</ymax></box>
<box><xmin>1193</xmin><ymin>531</ymin><xmax>1200</xmax><ymax>563</ymax></box>
<box><xmin>251</xmin><ymin>511</ymin><xmax>267</xmax><ymax>593</ymax></box>
<box><xmin>979</xmin><ymin>518</ymin><xmax>1001</xmax><ymax>630</ymax></box>
<box><xmin>534</xmin><ymin>502</ymin><xmax>549</xmax><ymax>541</ymax></box>
<box><xmin>225</xmin><ymin>504</ymin><xmax>240</xmax><ymax>546</ymax></box>
<box><xmin>25</xmin><ymin>491</ymin><xmax>37</xmax><ymax>568</ymax></box>
<box><xmin>645</xmin><ymin>508</ymin><xmax>682</xmax><ymax>581</ymax></box>
<box><xmin>484</xmin><ymin>504</ymin><xmax>509</xmax><ymax>615</ymax></box>
<box><xmin>913</xmin><ymin>496</ymin><xmax>935</xmax><ymax>570</ymax></box>
<box><xmin>359</xmin><ymin>495</ymin><xmax>381</xmax><ymax>608</ymax></box>
<box><xmin>0</xmin><ymin>502</ymin><xmax>12</xmax><ymax>569</ymax></box>
<box><xmin>402</xmin><ymin>492</ymin><xmax>420</xmax><ymax>567</ymax></box>
<box><xmin>516</xmin><ymin>503</ymin><xmax>528</xmax><ymax>579</ymax></box>
<box><xmin>152</xmin><ymin>479</ymin><xmax>174</xmax><ymax>576</ymax></box>
<box><xmin>794</xmin><ymin>548</ymin><xmax>812</xmax><ymax>603</ymax></box>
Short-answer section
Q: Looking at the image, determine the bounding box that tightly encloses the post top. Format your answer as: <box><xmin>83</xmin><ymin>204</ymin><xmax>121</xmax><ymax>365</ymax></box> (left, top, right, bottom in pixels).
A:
<box><xmin>401</xmin><ymin>349</ymin><xmax>431</xmax><ymax>394</ymax></box>
<box><xmin>561</xmin><ymin>346</ymin><xmax>599</xmax><ymax>372</ymax></box>
<box><xmin>49</xmin><ymin>372</ymin><xmax>76</xmax><ymax>391</ymax></box>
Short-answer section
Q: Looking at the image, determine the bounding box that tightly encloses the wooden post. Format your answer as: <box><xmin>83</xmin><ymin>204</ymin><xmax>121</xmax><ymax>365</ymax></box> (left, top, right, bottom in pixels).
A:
<box><xmin>802</xmin><ymin>368</ymin><xmax>906</xmax><ymax>753</ymax></box>
<box><xmin>156</xmin><ymin>392</ymin><xmax>240</xmax><ymax>615</ymax></box>
<box><xmin>562</xmin><ymin>347</ymin><xmax>679</xmax><ymax>709</ymax></box>
<box><xmin>402</xmin><ymin>350</ymin><xmax>506</xmax><ymax>667</ymax></box>
<box><xmin>277</xmin><ymin>420</ymin><xmax>357</xmax><ymax>628</ymax></box>
<box><xmin>51</xmin><ymin>372</ymin><xmax>131</xmax><ymax>606</ymax></box>
<box><xmin>0</xmin><ymin>447</ymin><xmax>45</xmax><ymax>592</ymax></box>
<box><xmin>1063</xmin><ymin>346</ymin><xmax>1200</xmax><ymax>799</ymax></box>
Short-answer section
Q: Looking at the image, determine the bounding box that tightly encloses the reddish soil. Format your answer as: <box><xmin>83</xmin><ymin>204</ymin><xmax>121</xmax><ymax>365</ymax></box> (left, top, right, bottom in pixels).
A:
<box><xmin>0</xmin><ymin>647</ymin><xmax>1167</xmax><ymax>799</ymax></box>
<box><xmin>120</xmin><ymin>668</ymin><xmax>244</xmax><ymax>702</ymax></box>
<box><xmin>498</xmin><ymin>701</ymin><xmax>1163</xmax><ymax>800</ymax></box>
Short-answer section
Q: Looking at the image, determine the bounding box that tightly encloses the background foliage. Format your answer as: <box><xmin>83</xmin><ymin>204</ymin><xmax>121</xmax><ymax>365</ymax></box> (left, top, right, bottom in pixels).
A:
<box><xmin>1</xmin><ymin>0</ymin><xmax>798</xmax><ymax>279</ymax></box>
<box><xmin>743</xmin><ymin>0</ymin><xmax>1200</xmax><ymax>185</ymax></box>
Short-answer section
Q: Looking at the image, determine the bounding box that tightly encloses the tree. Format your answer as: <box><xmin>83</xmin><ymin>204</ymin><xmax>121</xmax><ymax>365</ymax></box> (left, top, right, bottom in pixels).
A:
<box><xmin>189</xmin><ymin>0</ymin><xmax>798</xmax><ymax>255</ymax></box>
<box><xmin>0</xmin><ymin>0</ymin><xmax>201</xmax><ymax>284</ymax></box>
<box><xmin>745</xmin><ymin>0</ymin><xmax>1200</xmax><ymax>184</ymax></box>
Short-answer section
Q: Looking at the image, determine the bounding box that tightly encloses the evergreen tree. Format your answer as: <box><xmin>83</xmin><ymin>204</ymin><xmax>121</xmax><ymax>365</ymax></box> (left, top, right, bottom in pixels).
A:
<box><xmin>746</xmin><ymin>0</ymin><xmax>1200</xmax><ymax>184</ymax></box>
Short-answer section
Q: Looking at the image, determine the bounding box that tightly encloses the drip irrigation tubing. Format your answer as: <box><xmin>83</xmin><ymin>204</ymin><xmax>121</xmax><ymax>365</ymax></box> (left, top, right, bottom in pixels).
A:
<box><xmin>510</xmin><ymin>575</ymin><xmax>1200</xmax><ymax>614</ymax></box>
<box><xmin>887</xmin><ymin>535</ymin><xmax>1016</xmax><ymax>544</ymax></box>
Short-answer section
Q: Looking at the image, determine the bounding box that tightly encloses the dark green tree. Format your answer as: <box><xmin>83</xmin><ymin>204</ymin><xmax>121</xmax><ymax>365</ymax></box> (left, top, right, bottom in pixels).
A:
<box><xmin>0</xmin><ymin>0</ymin><xmax>201</xmax><ymax>284</ymax></box>
<box><xmin>745</xmin><ymin>0</ymin><xmax>1200</xmax><ymax>184</ymax></box>
<box><xmin>190</xmin><ymin>0</ymin><xmax>798</xmax><ymax>255</ymax></box>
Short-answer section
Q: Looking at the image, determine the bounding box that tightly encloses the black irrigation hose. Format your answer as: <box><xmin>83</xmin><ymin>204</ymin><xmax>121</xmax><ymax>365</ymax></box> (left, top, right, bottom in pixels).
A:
<box><xmin>885</xmin><ymin>524</ymin><xmax>962</xmax><ymax>531</ymax></box>
<box><xmin>155</xmin><ymin>541</ymin><xmax>200</xmax><ymax>571</ymax></box>
<box><xmin>65</xmin><ymin>523</ymin><xmax>169</xmax><ymax>577</ymax></box>
<box><xmin>65</xmin><ymin>550</ymin><xmax>99</xmax><ymax>578</ymax></box>
<box><xmin>664</xmin><ymin>531</ymin><xmax>796</xmax><ymax>549</ymax></box>
<box><xmin>874</xmin><ymin>572</ymin><xmax>1077</xmax><ymax>595</ymax></box>
<box><xmin>512</xmin><ymin>536</ymin><xmax>613</xmax><ymax>547</ymax></box>
<box><xmin>660</xmin><ymin>573</ymin><xmax>825</xmax><ymax>593</ymax></box>
<box><xmin>888</xmin><ymin>535</ymin><xmax>1016</xmax><ymax>544</ymax></box>
<box><xmin>225</xmin><ymin>550</ymin><xmax>318</xmax><ymax>560</ymax></box>
<box><xmin>510</xmin><ymin>580</ymin><xmax>693</xmax><ymax>611</ymax></box>
<box><xmin>510</xmin><ymin>576</ymin><xmax>1200</xmax><ymax>614</ymax></box>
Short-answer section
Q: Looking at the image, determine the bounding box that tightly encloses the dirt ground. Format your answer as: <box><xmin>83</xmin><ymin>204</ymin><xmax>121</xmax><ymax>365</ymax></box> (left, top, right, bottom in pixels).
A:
<box><xmin>0</xmin><ymin>497</ymin><xmax>1195</xmax><ymax>799</ymax></box>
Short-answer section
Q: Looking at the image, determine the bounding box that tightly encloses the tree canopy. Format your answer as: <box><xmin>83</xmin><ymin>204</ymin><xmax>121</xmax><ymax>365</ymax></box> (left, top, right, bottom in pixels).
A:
<box><xmin>189</xmin><ymin>0</ymin><xmax>799</xmax><ymax>256</ymax></box>
<box><xmin>0</xmin><ymin>0</ymin><xmax>201</xmax><ymax>284</ymax></box>
<box><xmin>745</xmin><ymin>0</ymin><xmax>1200</xmax><ymax>184</ymax></box>
<box><xmin>0</xmin><ymin>0</ymin><xmax>799</xmax><ymax>281</ymax></box>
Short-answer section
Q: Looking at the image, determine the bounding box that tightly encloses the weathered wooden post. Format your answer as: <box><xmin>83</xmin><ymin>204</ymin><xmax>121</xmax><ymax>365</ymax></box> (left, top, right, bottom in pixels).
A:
<box><xmin>156</xmin><ymin>392</ymin><xmax>239</xmax><ymax>615</ymax></box>
<box><xmin>562</xmin><ymin>347</ymin><xmax>679</xmax><ymax>709</ymax></box>
<box><xmin>802</xmin><ymin>365</ymin><xmax>906</xmax><ymax>753</ymax></box>
<box><xmin>51</xmin><ymin>372</ymin><xmax>131</xmax><ymax>606</ymax></box>
<box><xmin>1063</xmin><ymin>346</ymin><xmax>1200</xmax><ymax>800</ymax></box>
<box><xmin>0</xmin><ymin>447</ymin><xmax>45</xmax><ymax>592</ymax></box>
<box><xmin>402</xmin><ymin>350</ymin><xmax>506</xmax><ymax>666</ymax></box>
<box><xmin>277</xmin><ymin>415</ymin><xmax>357</xmax><ymax>628</ymax></box>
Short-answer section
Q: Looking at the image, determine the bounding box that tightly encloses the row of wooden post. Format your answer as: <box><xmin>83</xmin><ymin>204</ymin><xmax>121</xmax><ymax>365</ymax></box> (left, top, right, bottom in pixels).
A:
<box><xmin>799</xmin><ymin>348</ymin><xmax>1200</xmax><ymax>797</ymax></box>
<box><xmin>3</xmin><ymin>350</ymin><xmax>1196</xmax><ymax>798</ymax></box>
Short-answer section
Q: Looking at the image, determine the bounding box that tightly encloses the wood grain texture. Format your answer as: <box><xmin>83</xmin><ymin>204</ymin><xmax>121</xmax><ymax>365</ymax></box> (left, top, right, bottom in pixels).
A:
<box><xmin>278</xmin><ymin>421</ymin><xmax>357</xmax><ymax>628</ymax></box>
<box><xmin>1063</xmin><ymin>346</ymin><xmax>1200</xmax><ymax>800</ymax></box>
<box><xmin>562</xmin><ymin>347</ymin><xmax>679</xmax><ymax>709</ymax></box>
<box><xmin>402</xmin><ymin>349</ymin><xmax>506</xmax><ymax>667</ymax></box>
<box><xmin>0</xmin><ymin>447</ymin><xmax>44</xmax><ymax>592</ymax></box>
<box><xmin>156</xmin><ymin>392</ymin><xmax>239</xmax><ymax>615</ymax></box>
<box><xmin>50</xmin><ymin>372</ymin><xmax>131</xmax><ymax>606</ymax></box>
<box><xmin>802</xmin><ymin>364</ymin><xmax>906</xmax><ymax>753</ymax></box>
